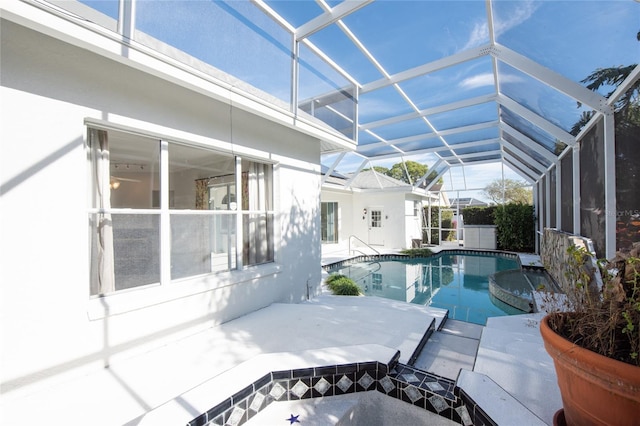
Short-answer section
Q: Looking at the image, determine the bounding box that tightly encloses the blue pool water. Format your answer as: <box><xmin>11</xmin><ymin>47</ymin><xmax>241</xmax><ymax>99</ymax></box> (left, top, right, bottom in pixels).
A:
<box><xmin>327</xmin><ymin>253</ymin><xmax>524</xmax><ymax>325</ymax></box>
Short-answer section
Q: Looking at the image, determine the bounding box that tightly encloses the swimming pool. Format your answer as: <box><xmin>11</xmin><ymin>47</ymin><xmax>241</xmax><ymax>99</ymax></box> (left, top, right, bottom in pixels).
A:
<box><xmin>326</xmin><ymin>252</ymin><xmax>524</xmax><ymax>325</ymax></box>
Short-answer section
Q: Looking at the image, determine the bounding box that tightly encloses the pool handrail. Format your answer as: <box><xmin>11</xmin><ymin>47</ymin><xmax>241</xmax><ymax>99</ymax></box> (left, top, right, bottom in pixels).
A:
<box><xmin>348</xmin><ymin>235</ymin><xmax>381</xmax><ymax>257</ymax></box>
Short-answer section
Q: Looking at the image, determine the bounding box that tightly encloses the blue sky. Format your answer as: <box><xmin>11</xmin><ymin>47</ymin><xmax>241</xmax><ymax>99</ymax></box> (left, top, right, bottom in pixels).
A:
<box><xmin>80</xmin><ymin>0</ymin><xmax>639</xmax><ymax>201</ymax></box>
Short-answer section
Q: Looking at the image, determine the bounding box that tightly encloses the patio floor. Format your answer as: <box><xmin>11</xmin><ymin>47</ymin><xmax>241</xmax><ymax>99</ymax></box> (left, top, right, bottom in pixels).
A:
<box><xmin>0</xmin><ymin>247</ymin><xmax>561</xmax><ymax>425</ymax></box>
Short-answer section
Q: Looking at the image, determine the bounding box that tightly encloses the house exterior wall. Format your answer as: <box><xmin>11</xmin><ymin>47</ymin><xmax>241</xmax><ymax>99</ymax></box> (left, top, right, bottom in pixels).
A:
<box><xmin>1</xmin><ymin>17</ymin><xmax>323</xmax><ymax>392</ymax></box>
<box><xmin>352</xmin><ymin>192</ymin><xmax>413</xmax><ymax>250</ymax></box>
<box><xmin>320</xmin><ymin>189</ymin><xmax>431</xmax><ymax>255</ymax></box>
<box><xmin>320</xmin><ymin>190</ymin><xmax>354</xmax><ymax>256</ymax></box>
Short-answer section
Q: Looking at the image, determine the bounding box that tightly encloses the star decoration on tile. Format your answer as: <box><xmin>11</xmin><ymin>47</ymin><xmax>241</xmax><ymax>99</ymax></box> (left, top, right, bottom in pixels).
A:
<box><xmin>286</xmin><ymin>414</ymin><xmax>300</xmax><ymax>424</ymax></box>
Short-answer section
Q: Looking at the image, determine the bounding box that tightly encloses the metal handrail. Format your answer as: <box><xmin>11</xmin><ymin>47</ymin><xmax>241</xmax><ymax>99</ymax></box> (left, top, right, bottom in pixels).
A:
<box><xmin>349</xmin><ymin>235</ymin><xmax>380</xmax><ymax>257</ymax></box>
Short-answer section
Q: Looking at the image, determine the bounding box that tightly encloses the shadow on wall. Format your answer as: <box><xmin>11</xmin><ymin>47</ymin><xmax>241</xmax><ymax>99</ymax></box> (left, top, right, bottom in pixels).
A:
<box><xmin>279</xmin><ymin>186</ymin><xmax>321</xmax><ymax>302</ymax></box>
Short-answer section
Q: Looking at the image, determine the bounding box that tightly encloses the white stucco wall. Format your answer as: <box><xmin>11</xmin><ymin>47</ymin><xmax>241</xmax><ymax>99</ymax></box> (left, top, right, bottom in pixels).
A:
<box><xmin>320</xmin><ymin>190</ymin><xmax>354</xmax><ymax>256</ymax></box>
<box><xmin>321</xmin><ymin>189</ymin><xmax>431</xmax><ymax>254</ymax></box>
<box><xmin>353</xmin><ymin>191</ymin><xmax>411</xmax><ymax>249</ymax></box>
<box><xmin>0</xmin><ymin>18</ymin><xmax>323</xmax><ymax>392</ymax></box>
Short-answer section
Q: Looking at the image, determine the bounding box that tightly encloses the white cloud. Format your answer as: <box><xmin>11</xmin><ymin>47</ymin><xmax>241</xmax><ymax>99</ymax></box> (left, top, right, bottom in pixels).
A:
<box><xmin>459</xmin><ymin>72</ymin><xmax>525</xmax><ymax>90</ymax></box>
<box><xmin>493</xmin><ymin>0</ymin><xmax>539</xmax><ymax>39</ymax></box>
<box><xmin>459</xmin><ymin>73</ymin><xmax>495</xmax><ymax>89</ymax></box>
<box><xmin>463</xmin><ymin>22</ymin><xmax>490</xmax><ymax>50</ymax></box>
<box><xmin>463</xmin><ymin>0</ymin><xmax>539</xmax><ymax>50</ymax></box>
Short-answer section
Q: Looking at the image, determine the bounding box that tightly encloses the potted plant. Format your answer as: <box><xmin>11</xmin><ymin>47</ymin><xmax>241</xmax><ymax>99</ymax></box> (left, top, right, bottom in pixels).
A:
<box><xmin>539</xmin><ymin>242</ymin><xmax>640</xmax><ymax>425</ymax></box>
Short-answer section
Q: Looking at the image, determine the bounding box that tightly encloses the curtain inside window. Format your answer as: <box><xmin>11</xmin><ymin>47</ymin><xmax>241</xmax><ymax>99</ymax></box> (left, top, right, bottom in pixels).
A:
<box><xmin>242</xmin><ymin>163</ymin><xmax>273</xmax><ymax>265</ymax></box>
<box><xmin>195</xmin><ymin>178</ymin><xmax>209</xmax><ymax>209</ymax></box>
<box><xmin>90</xmin><ymin>129</ymin><xmax>115</xmax><ymax>295</ymax></box>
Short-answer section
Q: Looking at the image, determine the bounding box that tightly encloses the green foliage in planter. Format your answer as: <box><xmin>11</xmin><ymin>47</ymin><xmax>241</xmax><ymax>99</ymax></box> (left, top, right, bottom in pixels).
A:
<box><xmin>544</xmin><ymin>243</ymin><xmax>640</xmax><ymax>366</ymax></box>
<box><xmin>494</xmin><ymin>204</ymin><xmax>535</xmax><ymax>252</ymax></box>
<box><xmin>461</xmin><ymin>206</ymin><xmax>497</xmax><ymax>225</ymax></box>
<box><xmin>325</xmin><ymin>274</ymin><xmax>361</xmax><ymax>296</ymax></box>
<box><xmin>400</xmin><ymin>247</ymin><xmax>433</xmax><ymax>258</ymax></box>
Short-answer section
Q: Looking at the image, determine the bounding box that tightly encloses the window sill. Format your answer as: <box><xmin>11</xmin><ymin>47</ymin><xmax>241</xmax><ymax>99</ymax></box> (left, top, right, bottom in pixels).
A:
<box><xmin>87</xmin><ymin>263</ymin><xmax>282</xmax><ymax>320</ymax></box>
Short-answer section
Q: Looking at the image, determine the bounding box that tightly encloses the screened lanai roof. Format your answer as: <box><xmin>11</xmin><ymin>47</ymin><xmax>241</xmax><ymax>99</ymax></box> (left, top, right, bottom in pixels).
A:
<box><xmin>58</xmin><ymin>0</ymin><xmax>639</xmax><ymax>192</ymax></box>
<box><xmin>253</xmin><ymin>0</ymin><xmax>639</xmax><ymax>190</ymax></box>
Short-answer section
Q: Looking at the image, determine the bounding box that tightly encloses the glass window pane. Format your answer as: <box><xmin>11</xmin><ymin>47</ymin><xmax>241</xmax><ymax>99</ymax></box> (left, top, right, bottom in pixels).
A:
<box><xmin>493</xmin><ymin>1</ymin><xmax>639</xmax><ymax>93</ymax></box>
<box><xmin>298</xmin><ymin>44</ymin><xmax>357</xmax><ymax>138</ymax></box>
<box><xmin>321</xmin><ymin>202</ymin><xmax>338</xmax><ymax>243</ymax></box>
<box><xmin>112</xmin><ymin>214</ymin><xmax>160</xmax><ymax>291</ymax></box>
<box><xmin>50</xmin><ymin>0</ymin><xmax>118</xmax><ymax>31</ymax></box>
<box><xmin>168</xmin><ymin>144</ymin><xmax>235</xmax><ymax>210</ymax></box>
<box><xmin>171</xmin><ymin>214</ymin><xmax>236</xmax><ymax>279</ymax></box>
<box><xmin>135</xmin><ymin>1</ymin><xmax>293</xmax><ymax>104</ymax></box>
<box><xmin>340</xmin><ymin>1</ymin><xmax>488</xmax><ymax>74</ymax></box>
<box><xmin>369</xmin><ymin>118</ymin><xmax>432</xmax><ymax>141</ymax></box>
<box><xmin>498</xmin><ymin>62</ymin><xmax>590</xmax><ymax>133</ymax></box>
<box><xmin>428</xmin><ymin>102</ymin><xmax>498</xmax><ymax>132</ymax></box>
<box><xmin>241</xmin><ymin>160</ymin><xmax>273</xmax><ymax>211</ymax></box>
<box><xmin>500</xmin><ymin>107</ymin><xmax>556</xmax><ymax>153</ymax></box>
<box><xmin>243</xmin><ymin>213</ymin><xmax>274</xmax><ymax>266</ymax></box>
<box><xmin>400</xmin><ymin>57</ymin><xmax>495</xmax><ymax>111</ymax></box>
<box><xmin>109</xmin><ymin>133</ymin><xmax>160</xmax><ymax>209</ymax></box>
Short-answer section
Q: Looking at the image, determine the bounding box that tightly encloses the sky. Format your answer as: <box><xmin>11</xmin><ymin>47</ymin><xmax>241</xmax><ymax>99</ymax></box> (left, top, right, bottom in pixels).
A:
<box><xmin>79</xmin><ymin>0</ymin><xmax>639</xmax><ymax>202</ymax></box>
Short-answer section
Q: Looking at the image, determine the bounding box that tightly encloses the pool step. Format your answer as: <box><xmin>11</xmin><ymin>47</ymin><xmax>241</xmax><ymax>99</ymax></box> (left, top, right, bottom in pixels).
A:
<box><xmin>411</xmin><ymin>319</ymin><xmax>483</xmax><ymax>380</ymax></box>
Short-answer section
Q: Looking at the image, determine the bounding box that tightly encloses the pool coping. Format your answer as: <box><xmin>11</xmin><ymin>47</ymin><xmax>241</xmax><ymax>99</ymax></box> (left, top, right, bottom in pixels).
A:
<box><xmin>322</xmin><ymin>249</ymin><xmax>521</xmax><ymax>271</ymax></box>
<box><xmin>126</xmin><ymin>342</ymin><xmax>494</xmax><ymax>426</ymax></box>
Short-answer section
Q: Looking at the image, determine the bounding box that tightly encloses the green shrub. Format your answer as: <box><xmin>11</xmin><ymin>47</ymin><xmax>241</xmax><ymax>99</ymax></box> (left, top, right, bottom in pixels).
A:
<box><xmin>494</xmin><ymin>203</ymin><xmax>535</xmax><ymax>252</ymax></box>
<box><xmin>325</xmin><ymin>275</ymin><xmax>361</xmax><ymax>296</ymax></box>
<box><xmin>462</xmin><ymin>206</ymin><xmax>497</xmax><ymax>225</ymax></box>
<box><xmin>400</xmin><ymin>248</ymin><xmax>433</xmax><ymax>258</ymax></box>
<box><xmin>325</xmin><ymin>274</ymin><xmax>348</xmax><ymax>287</ymax></box>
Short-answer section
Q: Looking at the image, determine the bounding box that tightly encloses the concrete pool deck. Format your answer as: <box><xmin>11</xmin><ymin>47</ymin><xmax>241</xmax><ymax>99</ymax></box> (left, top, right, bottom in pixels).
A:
<box><xmin>0</xmin><ymin>247</ymin><xmax>561</xmax><ymax>425</ymax></box>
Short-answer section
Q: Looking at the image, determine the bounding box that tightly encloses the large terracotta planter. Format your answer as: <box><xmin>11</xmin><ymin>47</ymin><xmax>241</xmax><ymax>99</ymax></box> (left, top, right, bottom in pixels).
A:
<box><xmin>540</xmin><ymin>315</ymin><xmax>640</xmax><ymax>426</ymax></box>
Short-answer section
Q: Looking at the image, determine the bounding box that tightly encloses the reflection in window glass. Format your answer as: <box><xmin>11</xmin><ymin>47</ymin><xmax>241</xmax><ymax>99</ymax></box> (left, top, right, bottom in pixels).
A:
<box><xmin>90</xmin><ymin>128</ymin><xmax>275</xmax><ymax>295</ymax></box>
<box><xmin>109</xmin><ymin>136</ymin><xmax>160</xmax><ymax>209</ymax></box>
<box><xmin>241</xmin><ymin>160</ymin><xmax>274</xmax><ymax>265</ymax></box>
<box><xmin>298</xmin><ymin>44</ymin><xmax>356</xmax><ymax>139</ymax></box>
<box><xmin>135</xmin><ymin>0</ymin><xmax>292</xmax><ymax>104</ymax></box>
<box><xmin>321</xmin><ymin>202</ymin><xmax>338</xmax><ymax>243</ymax></box>
<box><xmin>168</xmin><ymin>144</ymin><xmax>235</xmax><ymax>210</ymax></box>
<box><xmin>171</xmin><ymin>214</ymin><xmax>236</xmax><ymax>279</ymax></box>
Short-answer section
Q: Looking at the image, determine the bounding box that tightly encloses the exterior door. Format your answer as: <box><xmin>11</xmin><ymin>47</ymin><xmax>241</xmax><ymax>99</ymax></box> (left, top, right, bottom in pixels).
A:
<box><xmin>368</xmin><ymin>208</ymin><xmax>384</xmax><ymax>246</ymax></box>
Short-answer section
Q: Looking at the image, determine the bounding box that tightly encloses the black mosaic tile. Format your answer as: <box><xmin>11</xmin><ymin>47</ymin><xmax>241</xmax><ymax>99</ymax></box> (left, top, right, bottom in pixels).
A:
<box><xmin>253</xmin><ymin>373</ymin><xmax>271</xmax><ymax>391</ymax></box>
<box><xmin>357</xmin><ymin>361</ymin><xmax>377</xmax><ymax>371</ymax></box>
<box><xmin>271</xmin><ymin>370</ymin><xmax>292</xmax><ymax>380</ymax></box>
<box><xmin>189</xmin><ymin>357</ymin><xmax>499</xmax><ymax>426</ymax></box>
<box><xmin>314</xmin><ymin>365</ymin><xmax>337</xmax><ymax>376</ymax></box>
<box><xmin>188</xmin><ymin>413</ymin><xmax>207</xmax><ymax>426</ymax></box>
<box><xmin>205</xmin><ymin>398</ymin><xmax>232</xmax><ymax>422</ymax></box>
<box><xmin>388</xmin><ymin>350</ymin><xmax>401</xmax><ymax>369</ymax></box>
<box><xmin>288</xmin><ymin>378</ymin><xmax>312</xmax><ymax>400</ymax></box>
<box><xmin>333</xmin><ymin>373</ymin><xmax>356</xmax><ymax>395</ymax></box>
<box><xmin>335</xmin><ymin>363</ymin><xmax>358</xmax><ymax>375</ymax></box>
<box><xmin>376</xmin><ymin>361</ymin><xmax>389</xmax><ymax>376</ymax></box>
<box><xmin>292</xmin><ymin>367</ymin><xmax>315</xmax><ymax>378</ymax></box>
<box><xmin>267</xmin><ymin>381</ymin><xmax>288</xmax><ymax>402</ymax></box>
<box><xmin>311</xmin><ymin>375</ymin><xmax>334</xmax><ymax>398</ymax></box>
<box><xmin>231</xmin><ymin>383</ymin><xmax>254</xmax><ymax>404</ymax></box>
<box><xmin>458</xmin><ymin>388</ymin><xmax>498</xmax><ymax>426</ymax></box>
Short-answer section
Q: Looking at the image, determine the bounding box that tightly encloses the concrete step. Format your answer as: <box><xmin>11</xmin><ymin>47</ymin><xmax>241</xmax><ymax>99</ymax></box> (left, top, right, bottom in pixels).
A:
<box><xmin>412</xmin><ymin>319</ymin><xmax>482</xmax><ymax>380</ymax></box>
<box><xmin>457</xmin><ymin>370</ymin><xmax>547</xmax><ymax>426</ymax></box>
<box><xmin>471</xmin><ymin>313</ymin><xmax>562</xmax><ymax>425</ymax></box>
